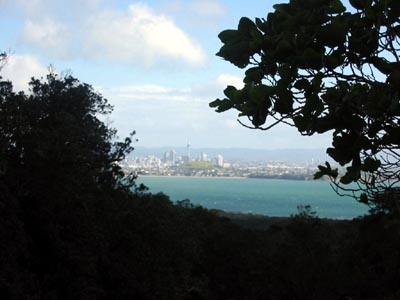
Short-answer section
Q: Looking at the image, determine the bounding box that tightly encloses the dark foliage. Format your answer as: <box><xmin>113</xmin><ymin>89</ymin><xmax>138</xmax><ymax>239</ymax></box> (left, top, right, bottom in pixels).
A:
<box><xmin>0</xmin><ymin>74</ymin><xmax>399</xmax><ymax>300</ymax></box>
<box><xmin>210</xmin><ymin>0</ymin><xmax>400</xmax><ymax>208</ymax></box>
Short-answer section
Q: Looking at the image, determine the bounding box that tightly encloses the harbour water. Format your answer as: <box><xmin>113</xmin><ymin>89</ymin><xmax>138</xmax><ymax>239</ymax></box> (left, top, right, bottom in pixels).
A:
<box><xmin>137</xmin><ymin>176</ymin><xmax>369</xmax><ymax>219</ymax></box>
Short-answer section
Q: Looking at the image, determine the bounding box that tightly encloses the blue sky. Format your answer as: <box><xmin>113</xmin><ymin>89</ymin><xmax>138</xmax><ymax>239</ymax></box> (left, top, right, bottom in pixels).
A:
<box><xmin>0</xmin><ymin>0</ymin><xmax>333</xmax><ymax>149</ymax></box>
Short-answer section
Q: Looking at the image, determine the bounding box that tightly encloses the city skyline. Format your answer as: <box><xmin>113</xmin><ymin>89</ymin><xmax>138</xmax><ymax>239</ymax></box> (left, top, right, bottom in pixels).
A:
<box><xmin>1</xmin><ymin>0</ymin><xmax>334</xmax><ymax>149</ymax></box>
<box><xmin>129</xmin><ymin>145</ymin><xmax>331</xmax><ymax>164</ymax></box>
<box><xmin>121</xmin><ymin>147</ymin><xmax>326</xmax><ymax>180</ymax></box>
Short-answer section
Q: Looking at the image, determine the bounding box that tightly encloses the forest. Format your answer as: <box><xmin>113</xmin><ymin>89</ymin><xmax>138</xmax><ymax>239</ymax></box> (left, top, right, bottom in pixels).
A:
<box><xmin>1</xmin><ymin>0</ymin><xmax>400</xmax><ymax>299</ymax></box>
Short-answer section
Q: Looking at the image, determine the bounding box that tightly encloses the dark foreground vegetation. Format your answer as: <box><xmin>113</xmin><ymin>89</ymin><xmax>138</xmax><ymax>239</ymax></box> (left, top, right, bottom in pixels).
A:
<box><xmin>3</xmin><ymin>191</ymin><xmax>400</xmax><ymax>300</ymax></box>
<box><xmin>2</xmin><ymin>0</ymin><xmax>400</xmax><ymax>294</ymax></box>
<box><xmin>0</xmin><ymin>73</ymin><xmax>399</xmax><ymax>300</ymax></box>
<box><xmin>211</xmin><ymin>0</ymin><xmax>400</xmax><ymax>204</ymax></box>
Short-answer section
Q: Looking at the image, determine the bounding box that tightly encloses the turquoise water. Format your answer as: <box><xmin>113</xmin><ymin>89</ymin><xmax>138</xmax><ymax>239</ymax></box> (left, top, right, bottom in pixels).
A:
<box><xmin>137</xmin><ymin>176</ymin><xmax>369</xmax><ymax>219</ymax></box>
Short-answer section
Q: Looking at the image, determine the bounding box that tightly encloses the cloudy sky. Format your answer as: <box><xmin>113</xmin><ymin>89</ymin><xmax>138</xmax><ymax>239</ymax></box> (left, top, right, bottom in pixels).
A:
<box><xmin>0</xmin><ymin>0</ymin><xmax>333</xmax><ymax>149</ymax></box>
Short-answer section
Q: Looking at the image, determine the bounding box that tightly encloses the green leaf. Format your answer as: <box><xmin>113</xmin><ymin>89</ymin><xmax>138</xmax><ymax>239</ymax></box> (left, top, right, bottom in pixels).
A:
<box><xmin>314</xmin><ymin>162</ymin><xmax>336</xmax><ymax>179</ymax></box>
<box><xmin>327</xmin><ymin>0</ymin><xmax>346</xmax><ymax>14</ymax></box>
<box><xmin>294</xmin><ymin>79</ymin><xmax>310</xmax><ymax>90</ymax></box>
<box><xmin>339</xmin><ymin>173</ymin><xmax>353</xmax><ymax>184</ymax></box>
<box><xmin>277</xmin><ymin>39</ymin><xmax>296</xmax><ymax>59</ymax></box>
<box><xmin>388</xmin><ymin>69</ymin><xmax>400</xmax><ymax>90</ymax></box>
<box><xmin>349</xmin><ymin>0</ymin><xmax>371</xmax><ymax>10</ymax></box>
<box><xmin>312</xmin><ymin>72</ymin><xmax>324</xmax><ymax>92</ymax></box>
<box><xmin>216</xmin><ymin>42</ymin><xmax>251</xmax><ymax>68</ymax></box>
<box><xmin>302</xmin><ymin>48</ymin><xmax>323</xmax><ymax>70</ymax></box>
<box><xmin>314</xmin><ymin>171</ymin><xmax>324</xmax><ymax>179</ymax></box>
<box><xmin>251</xmin><ymin>107</ymin><xmax>268</xmax><ymax>127</ymax></box>
<box><xmin>249</xmin><ymin>85</ymin><xmax>272</xmax><ymax>106</ymax></box>
<box><xmin>327</xmin><ymin>146</ymin><xmax>352</xmax><ymax>165</ymax></box>
<box><xmin>238</xmin><ymin>17</ymin><xmax>257</xmax><ymax>32</ymax></box>
<box><xmin>359</xmin><ymin>193</ymin><xmax>369</xmax><ymax>204</ymax></box>
<box><xmin>316</xmin><ymin>162</ymin><xmax>339</xmax><ymax>178</ymax></box>
<box><xmin>394</xmin><ymin>25</ymin><xmax>400</xmax><ymax>37</ymax></box>
<box><xmin>209</xmin><ymin>99</ymin><xmax>222</xmax><ymax>108</ymax></box>
<box><xmin>340</xmin><ymin>166</ymin><xmax>361</xmax><ymax>184</ymax></box>
<box><xmin>315</xmin><ymin>115</ymin><xmax>336</xmax><ymax>133</ymax></box>
<box><xmin>244</xmin><ymin>67</ymin><xmax>265</xmax><ymax>84</ymax></box>
<box><xmin>318</xmin><ymin>20</ymin><xmax>348</xmax><ymax>48</ymax></box>
<box><xmin>218</xmin><ymin>30</ymin><xmax>238</xmax><ymax>43</ymax></box>
<box><xmin>223</xmin><ymin>85</ymin><xmax>238</xmax><ymax>99</ymax></box>
<box><xmin>362</xmin><ymin>157</ymin><xmax>381</xmax><ymax>172</ymax></box>
<box><xmin>368</xmin><ymin>57</ymin><xmax>393</xmax><ymax>75</ymax></box>
<box><xmin>274</xmin><ymin>88</ymin><xmax>293</xmax><ymax>114</ymax></box>
<box><xmin>278</xmin><ymin>64</ymin><xmax>296</xmax><ymax>82</ymax></box>
<box><xmin>264</xmin><ymin>63</ymin><xmax>278</xmax><ymax>76</ymax></box>
<box><xmin>240</xmin><ymin>102</ymin><xmax>257</xmax><ymax>116</ymax></box>
<box><xmin>209</xmin><ymin>99</ymin><xmax>233</xmax><ymax>113</ymax></box>
<box><xmin>325</xmin><ymin>53</ymin><xmax>343</xmax><ymax>70</ymax></box>
<box><xmin>349</xmin><ymin>30</ymin><xmax>379</xmax><ymax>57</ymax></box>
<box><xmin>272</xmin><ymin>3</ymin><xmax>292</xmax><ymax>13</ymax></box>
<box><xmin>293</xmin><ymin>115</ymin><xmax>312</xmax><ymax>133</ymax></box>
<box><xmin>388</xmin><ymin>1</ymin><xmax>400</xmax><ymax>21</ymax></box>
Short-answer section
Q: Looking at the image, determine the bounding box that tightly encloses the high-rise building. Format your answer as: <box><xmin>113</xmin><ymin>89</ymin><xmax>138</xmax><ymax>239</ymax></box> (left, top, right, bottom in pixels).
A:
<box><xmin>163</xmin><ymin>150</ymin><xmax>177</xmax><ymax>164</ymax></box>
<box><xmin>215</xmin><ymin>155</ymin><xmax>224</xmax><ymax>167</ymax></box>
<box><xmin>199</xmin><ymin>152</ymin><xmax>208</xmax><ymax>162</ymax></box>
<box><xmin>170</xmin><ymin>150</ymin><xmax>176</xmax><ymax>163</ymax></box>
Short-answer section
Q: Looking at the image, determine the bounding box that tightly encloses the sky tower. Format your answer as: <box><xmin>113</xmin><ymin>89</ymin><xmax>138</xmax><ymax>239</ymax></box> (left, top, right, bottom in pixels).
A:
<box><xmin>187</xmin><ymin>140</ymin><xmax>191</xmax><ymax>161</ymax></box>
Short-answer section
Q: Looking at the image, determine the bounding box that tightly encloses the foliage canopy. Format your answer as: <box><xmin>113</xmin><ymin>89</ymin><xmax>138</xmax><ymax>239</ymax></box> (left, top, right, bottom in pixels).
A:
<box><xmin>0</xmin><ymin>63</ymin><xmax>400</xmax><ymax>300</ymax></box>
<box><xmin>210</xmin><ymin>0</ymin><xmax>400</xmax><ymax>208</ymax></box>
<box><xmin>0</xmin><ymin>73</ymin><xmax>136</xmax><ymax>197</ymax></box>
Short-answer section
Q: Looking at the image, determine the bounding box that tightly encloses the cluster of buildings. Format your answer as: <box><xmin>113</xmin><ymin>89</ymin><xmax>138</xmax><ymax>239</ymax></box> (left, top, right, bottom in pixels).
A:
<box><xmin>159</xmin><ymin>145</ymin><xmax>225</xmax><ymax>168</ymax></box>
<box><xmin>120</xmin><ymin>148</ymin><xmax>324</xmax><ymax>180</ymax></box>
<box><xmin>123</xmin><ymin>149</ymin><xmax>225</xmax><ymax>170</ymax></box>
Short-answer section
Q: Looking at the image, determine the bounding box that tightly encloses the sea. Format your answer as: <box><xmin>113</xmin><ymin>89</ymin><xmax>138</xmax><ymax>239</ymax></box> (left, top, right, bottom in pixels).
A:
<box><xmin>137</xmin><ymin>176</ymin><xmax>369</xmax><ymax>219</ymax></box>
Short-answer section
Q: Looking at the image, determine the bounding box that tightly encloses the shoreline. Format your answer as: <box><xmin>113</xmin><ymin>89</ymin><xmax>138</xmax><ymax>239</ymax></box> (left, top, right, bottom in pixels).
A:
<box><xmin>137</xmin><ymin>174</ymin><xmax>245</xmax><ymax>179</ymax></box>
<box><xmin>136</xmin><ymin>174</ymin><xmax>328</xmax><ymax>182</ymax></box>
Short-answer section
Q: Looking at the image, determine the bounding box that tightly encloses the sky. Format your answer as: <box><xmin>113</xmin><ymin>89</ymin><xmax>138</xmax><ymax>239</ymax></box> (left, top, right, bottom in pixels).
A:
<box><xmin>0</xmin><ymin>0</ymin><xmax>334</xmax><ymax>150</ymax></box>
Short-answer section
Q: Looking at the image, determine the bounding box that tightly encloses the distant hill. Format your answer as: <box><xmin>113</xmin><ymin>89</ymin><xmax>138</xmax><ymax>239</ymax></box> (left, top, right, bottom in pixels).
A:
<box><xmin>130</xmin><ymin>147</ymin><xmax>330</xmax><ymax>163</ymax></box>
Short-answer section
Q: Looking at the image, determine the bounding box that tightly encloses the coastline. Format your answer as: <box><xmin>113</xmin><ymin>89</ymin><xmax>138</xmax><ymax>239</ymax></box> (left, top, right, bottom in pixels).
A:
<box><xmin>135</xmin><ymin>174</ymin><xmax>367</xmax><ymax>219</ymax></box>
<box><xmin>137</xmin><ymin>174</ymin><xmax>245</xmax><ymax>179</ymax></box>
<box><xmin>136</xmin><ymin>174</ymin><xmax>327</xmax><ymax>182</ymax></box>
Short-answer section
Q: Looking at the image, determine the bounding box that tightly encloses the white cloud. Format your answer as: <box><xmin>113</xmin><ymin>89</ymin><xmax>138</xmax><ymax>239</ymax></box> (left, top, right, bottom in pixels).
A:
<box><xmin>223</xmin><ymin>119</ymin><xmax>241</xmax><ymax>129</ymax></box>
<box><xmin>216</xmin><ymin>74</ymin><xmax>244</xmax><ymax>89</ymax></box>
<box><xmin>191</xmin><ymin>73</ymin><xmax>244</xmax><ymax>99</ymax></box>
<box><xmin>96</xmin><ymin>77</ymin><xmax>332</xmax><ymax>148</ymax></box>
<box><xmin>14</xmin><ymin>2</ymin><xmax>206</xmax><ymax>67</ymax></box>
<box><xmin>101</xmin><ymin>73</ymin><xmax>242</xmax><ymax>105</ymax></box>
<box><xmin>100</xmin><ymin>84</ymin><xmax>192</xmax><ymax>102</ymax></box>
<box><xmin>20</xmin><ymin>18</ymin><xmax>71</xmax><ymax>59</ymax></box>
<box><xmin>99</xmin><ymin>81</ymin><xmax>219</xmax><ymax>142</ymax></box>
<box><xmin>1</xmin><ymin>54</ymin><xmax>47</xmax><ymax>91</ymax></box>
<box><xmin>104</xmin><ymin>84</ymin><xmax>190</xmax><ymax>95</ymax></box>
<box><xmin>83</xmin><ymin>3</ymin><xmax>207</xmax><ymax>67</ymax></box>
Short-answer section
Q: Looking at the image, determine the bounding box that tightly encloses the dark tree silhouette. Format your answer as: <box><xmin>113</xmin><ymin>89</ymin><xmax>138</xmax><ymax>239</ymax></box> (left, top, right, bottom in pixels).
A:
<box><xmin>0</xmin><ymin>69</ymin><xmax>399</xmax><ymax>300</ymax></box>
<box><xmin>0</xmin><ymin>73</ymin><xmax>139</xmax><ymax>299</ymax></box>
<box><xmin>0</xmin><ymin>73</ymin><xmax>136</xmax><ymax>197</ymax></box>
<box><xmin>210</xmin><ymin>0</ymin><xmax>400</xmax><ymax>209</ymax></box>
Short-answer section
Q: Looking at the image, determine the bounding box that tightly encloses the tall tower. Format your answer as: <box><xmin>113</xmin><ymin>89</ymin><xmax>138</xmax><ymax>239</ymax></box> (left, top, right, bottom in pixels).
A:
<box><xmin>187</xmin><ymin>140</ymin><xmax>191</xmax><ymax>162</ymax></box>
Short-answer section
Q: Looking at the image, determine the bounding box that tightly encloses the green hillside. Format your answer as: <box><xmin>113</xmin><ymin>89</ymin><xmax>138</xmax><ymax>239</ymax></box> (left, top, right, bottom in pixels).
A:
<box><xmin>180</xmin><ymin>161</ymin><xmax>217</xmax><ymax>169</ymax></box>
